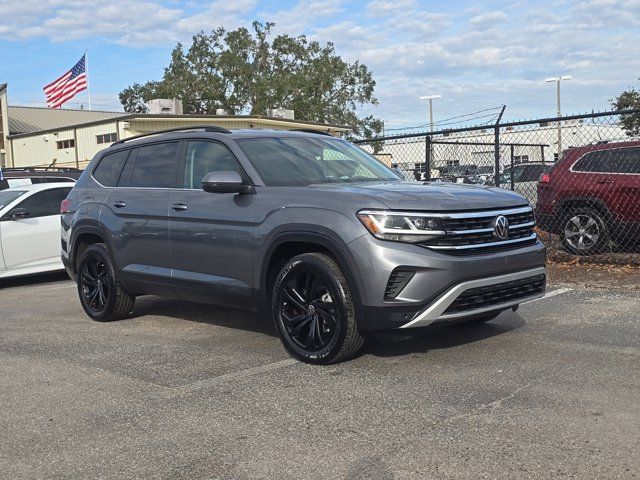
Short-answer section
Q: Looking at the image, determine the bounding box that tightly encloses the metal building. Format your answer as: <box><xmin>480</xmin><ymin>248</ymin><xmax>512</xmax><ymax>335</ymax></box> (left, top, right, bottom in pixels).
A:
<box><xmin>0</xmin><ymin>84</ymin><xmax>349</xmax><ymax>169</ymax></box>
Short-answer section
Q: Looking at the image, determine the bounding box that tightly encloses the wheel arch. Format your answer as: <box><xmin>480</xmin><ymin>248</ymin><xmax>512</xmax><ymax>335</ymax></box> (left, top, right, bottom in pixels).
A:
<box><xmin>70</xmin><ymin>226</ymin><xmax>111</xmax><ymax>276</ymax></box>
<box><xmin>556</xmin><ymin>197</ymin><xmax>614</xmax><ymax>227</ymax></box>
<box><xmin>259</xmin><ymin>231</ymin><xmax>365</xmax><ymax>328</ymax></box>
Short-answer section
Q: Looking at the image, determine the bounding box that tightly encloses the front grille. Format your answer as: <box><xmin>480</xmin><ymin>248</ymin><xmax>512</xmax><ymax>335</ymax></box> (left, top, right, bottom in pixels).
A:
<box><xmin>421</xmin><ymin>206</ymin><xmax>537</xmax><ymax>255</ymax></box>
<box><xmin>444</xmin><ymin>274</ymin><xmax>545</xmax><ymax>314</ymax></box>
<box><xmin>384</xmin><ymin>269</ymin><xmax>415</xmax><ymax>299</ymax></box>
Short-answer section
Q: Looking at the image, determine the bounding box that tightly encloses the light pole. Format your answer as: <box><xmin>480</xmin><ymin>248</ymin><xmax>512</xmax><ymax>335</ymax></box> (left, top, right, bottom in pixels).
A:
<box><xmin>545</xmin><ymin>76</ymin><xmax>572</xmax><ymax>158</ymax></box>
<box><xmin>419</xmin><ymin>95</ymin><xmax>441</xmax><ymax>132</ymax></box>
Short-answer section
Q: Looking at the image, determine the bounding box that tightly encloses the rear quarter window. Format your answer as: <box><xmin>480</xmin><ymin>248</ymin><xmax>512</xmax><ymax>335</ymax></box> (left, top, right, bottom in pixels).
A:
<box><xmin>572</xmin><ymin>151</ymin><xmax>607</xmax><ymax>172</ymax></box>
<box><xmin>93</xmin><ymin>149</ymin><xmax>131</xmax><ymax>186</ymax></box>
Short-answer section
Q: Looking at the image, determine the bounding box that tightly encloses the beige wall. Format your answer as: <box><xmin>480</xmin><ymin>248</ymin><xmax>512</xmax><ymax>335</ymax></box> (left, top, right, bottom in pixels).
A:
<box><xmin>9</xmin><ymin>116</ymin><xmax>346</xmax><ymax>169</ymax></box>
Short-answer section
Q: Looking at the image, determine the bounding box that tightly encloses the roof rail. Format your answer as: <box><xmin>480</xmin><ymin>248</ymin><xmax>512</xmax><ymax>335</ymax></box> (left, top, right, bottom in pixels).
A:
<box><xmin>289</xmin><ymin>128</ymin><xmax>333</xmax><ymax>136</ymax></box>
<box><xmin>1</xmin><ymin>167</ymin><xmax>82</xmax><ymax>173</ymax></box>
<box><xmin>112</xmin><ymin>125</ymin><xmax>232</xmax><ymax>145</ymax></box>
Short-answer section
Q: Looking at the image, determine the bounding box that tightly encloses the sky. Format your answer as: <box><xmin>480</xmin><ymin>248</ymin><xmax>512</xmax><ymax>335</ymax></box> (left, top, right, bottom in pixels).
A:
<box><xmin>1</xmin><ymin>0</ymin><xmax>639</xmax><ymax>131</ymax></box>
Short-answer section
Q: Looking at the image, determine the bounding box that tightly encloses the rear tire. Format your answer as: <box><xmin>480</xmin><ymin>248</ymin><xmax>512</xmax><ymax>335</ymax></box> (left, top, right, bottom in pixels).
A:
<box><xmin>272</xmin><ymin>253</ymin><xmax>364</xmax><ymax>364</ymax></box>
<box><xmin>77</xmin><ymin>243</ymin><xmax>135</xmax><ymax>322</ymax></box>
<box><xmin>560</xmin><ymin>207</ymin><xmax>609</xmax><ymax>255</ymax></box>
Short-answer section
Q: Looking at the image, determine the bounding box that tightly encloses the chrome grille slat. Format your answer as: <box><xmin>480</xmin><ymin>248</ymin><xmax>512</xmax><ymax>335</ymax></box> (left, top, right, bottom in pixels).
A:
<box><xmin>420</xmin><ymin>206</ymin><xmax>537</xmax><ymax>255</ymax></box>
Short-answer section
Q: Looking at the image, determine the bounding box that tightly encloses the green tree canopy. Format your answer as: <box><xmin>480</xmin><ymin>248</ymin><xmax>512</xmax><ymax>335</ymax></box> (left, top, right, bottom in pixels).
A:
<box><xmin>119</xmin><ymin>21</ymin><xmax>382</xmax><ymax>140</ymax></box>
<box><xmin>612</xmin><ymin>84</ymin><xmax>640</xmax><ymax>136</ymax></box>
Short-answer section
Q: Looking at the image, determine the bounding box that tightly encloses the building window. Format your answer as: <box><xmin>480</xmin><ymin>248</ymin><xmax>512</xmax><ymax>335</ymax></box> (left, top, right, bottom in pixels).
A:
<box><xmin>56</xmin><ymin>139</ymin><xmax>75</xmax><ymax>149</ymax></box>
<box><xmin>513</xmin><ymin>155</ymin><xmax>529</xmax><ymax>164</ymax></box>
<box><xmin>96</xmin><ymin>133</ymin><xmax>117</xmax><ymax>144</ymax></box>
<box><xmin>446</xmin><ymin>159</ymin><xmax>460</xmax><ymax>167</ymax></box>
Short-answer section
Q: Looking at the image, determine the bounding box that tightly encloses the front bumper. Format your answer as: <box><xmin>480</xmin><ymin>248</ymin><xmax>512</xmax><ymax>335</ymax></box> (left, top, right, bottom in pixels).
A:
<box><xmin>347</xmin><ymin>233</ymin><xmax>546</xmax><ymax>330</ymax></box>
<box><xmin>398</xmin><ymin>267</ymin><xmax>545</xmax><ymax>328</ymax></box>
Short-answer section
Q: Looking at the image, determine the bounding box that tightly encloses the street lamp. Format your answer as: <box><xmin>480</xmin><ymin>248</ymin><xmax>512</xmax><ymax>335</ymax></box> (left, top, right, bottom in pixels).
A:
<box><xmin>419</xmin><ymin>95</ymin><xmax>442</xmax><ymax>132</ymax></box>
<box><xmin>545</xmin><ymin>76</ymin><xmax>572</xmax><ymax>158</ymax></box>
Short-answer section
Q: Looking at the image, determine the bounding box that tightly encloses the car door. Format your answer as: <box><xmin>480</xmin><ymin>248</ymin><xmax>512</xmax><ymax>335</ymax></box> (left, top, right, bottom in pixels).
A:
<box><xmin>0</xmin><ymin>186</ymin><xmax>72</xmax><ymax>271</ymax></box>
<box><xmin>103</xmin><ymin>141</ymin><xmax>179</xmax><ymax>296</ymax></box>
<box><xmin>169</xmin><ymin>139</ymin><xmax>255</xmax><ymax>306</ymax></box>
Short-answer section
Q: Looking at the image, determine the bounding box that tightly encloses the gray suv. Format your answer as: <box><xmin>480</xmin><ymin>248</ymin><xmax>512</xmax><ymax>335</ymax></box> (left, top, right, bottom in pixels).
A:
<box><xmin>62</xmin><ymin>126</ymin><xmax>546</xmax><ymax>364</ymax></box>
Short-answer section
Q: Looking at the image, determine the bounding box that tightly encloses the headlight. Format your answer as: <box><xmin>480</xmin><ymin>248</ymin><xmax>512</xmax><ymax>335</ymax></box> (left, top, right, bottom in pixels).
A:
<box><xmin>357</xmin><ymin>210</ymin><xmax>445</xmax><ymax>243</ymax></box>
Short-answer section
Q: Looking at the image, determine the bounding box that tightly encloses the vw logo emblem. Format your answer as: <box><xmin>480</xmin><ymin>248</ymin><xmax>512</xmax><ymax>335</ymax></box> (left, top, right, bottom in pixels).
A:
<box><xmin>493</xmin><ymin>215</ymin><xmax>510</xmax><ymax>240</ymax></box>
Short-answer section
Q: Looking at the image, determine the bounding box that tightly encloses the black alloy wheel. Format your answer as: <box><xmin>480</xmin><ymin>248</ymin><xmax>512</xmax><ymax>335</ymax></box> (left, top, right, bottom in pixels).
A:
<box><xmin>272</xmin><ymin>253</ymin><xmax>364</xmax><ymax>364</ymax></box>
<box><xmin>80</xmin><ymin>253</ymin><xmax>110</xmax><ymax>315</ymax></box>
<box><xmin>280</xmin><ymin>269</ymin><xmax>338</xmax><ymax>352</ymax></box>
<box><xmin>77</xmin><ymin>243</ymin><xmax>135</xmax><ymax>322</ymax></box>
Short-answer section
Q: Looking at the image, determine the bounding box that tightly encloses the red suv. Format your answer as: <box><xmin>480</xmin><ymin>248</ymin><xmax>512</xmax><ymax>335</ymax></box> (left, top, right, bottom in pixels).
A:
<box><xmin>536</xmin><ymin>141</ymin><xmax>640</xmax><ymax>255</ymax></box>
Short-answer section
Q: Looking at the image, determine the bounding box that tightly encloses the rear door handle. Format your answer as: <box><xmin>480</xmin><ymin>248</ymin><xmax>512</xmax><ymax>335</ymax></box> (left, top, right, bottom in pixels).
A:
<box><xmin>596</xmin><ymin>179</ymin><xmax>613</xmax><ymax>184</ymax></box>
<box><xmin>113</xmin><ymin>201</ymin><xmax>126</xmax><ymax>208</ymax></box>
<box><xmin>171</xmin><ymin>203</ymin><xmax>188</xmax><ymax>211</ymax></box>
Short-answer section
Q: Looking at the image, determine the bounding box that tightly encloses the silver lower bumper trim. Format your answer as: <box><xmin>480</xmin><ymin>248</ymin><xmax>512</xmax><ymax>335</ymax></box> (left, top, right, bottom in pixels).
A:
<box><xmin>399</xmin><ymin>266</ymin><xmax>546</xmax><ymax>329</ymax></box>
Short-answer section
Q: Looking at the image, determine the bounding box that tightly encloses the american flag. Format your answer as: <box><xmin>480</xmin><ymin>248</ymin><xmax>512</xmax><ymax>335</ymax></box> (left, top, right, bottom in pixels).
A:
<box><xmin>43</xmin><ymin>54</ymin><xmax>88</xmax><ymax>109</ymax></box>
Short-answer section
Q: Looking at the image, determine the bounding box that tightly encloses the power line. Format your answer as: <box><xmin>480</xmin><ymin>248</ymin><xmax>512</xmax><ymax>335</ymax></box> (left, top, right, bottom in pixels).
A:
<box><xmin>385</xmin><ymin>106</ymin><xmax>505</xmax><ymax>132</ymax></box>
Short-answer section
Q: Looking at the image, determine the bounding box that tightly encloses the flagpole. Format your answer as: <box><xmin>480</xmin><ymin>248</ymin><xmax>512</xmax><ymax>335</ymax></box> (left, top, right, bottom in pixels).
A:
<box><xmin>85</xmin><ymin>49</ymin><xmax>92</xmax><ymax>110</ymax></box>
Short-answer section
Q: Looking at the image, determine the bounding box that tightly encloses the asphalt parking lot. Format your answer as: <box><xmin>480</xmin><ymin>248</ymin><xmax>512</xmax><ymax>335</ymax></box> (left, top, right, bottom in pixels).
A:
<box><xmin>1</xmin><ymin>271</ymin><xmax>639</xmax><ymax>479</ymax></box>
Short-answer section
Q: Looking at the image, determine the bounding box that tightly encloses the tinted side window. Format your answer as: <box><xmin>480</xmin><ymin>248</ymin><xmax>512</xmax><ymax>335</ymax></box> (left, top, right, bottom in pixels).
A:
<box><xmin>15</xmin><ymin>187</ymin><xmax>72</xmax><ymax>218</ymax></box>
<box><xmin>573</xmin><ymin>151</ymin><xmax>606</xmax><ymax>172</ymax></box>
<box><xmin>181</xmin><ymin>141</ymin><xmax>245</xmax><ymax>189</ymax></box>
<box><xmin>607</xmin><ymin>147</ymin><xmax>640</xmax><ymax>174</ymax></box>
<box><xmin>93</xmin><ymin>149</ymin><xmax>130</xmax><ymax>187</ymax></box>
<box><xmin>130</xmin><ymin>142</ymin><xmax>179</xmax><ymax>188</ymax></box>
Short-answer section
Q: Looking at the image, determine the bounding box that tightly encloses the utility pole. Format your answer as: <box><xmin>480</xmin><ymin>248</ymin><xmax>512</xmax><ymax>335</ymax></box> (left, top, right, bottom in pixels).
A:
<box><xmin>419</xmin><ymin>95</ymin><xmax>441</xmax><ymax>180</ymax></box>
<box><xmin>545</xmin><ymin>76</ymin><xmax>572</xmax><ymax>159</ymax></box>
<box><xmin>419</xmin><ymin>95</ymin><xmax>442</xmax><ymax>131</ymax></box>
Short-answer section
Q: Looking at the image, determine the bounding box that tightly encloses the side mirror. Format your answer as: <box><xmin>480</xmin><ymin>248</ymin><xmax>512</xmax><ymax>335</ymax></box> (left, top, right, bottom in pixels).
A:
<box><xmin>9</xmin><ymin>208</ymin><xmax>30</xmax><ymax>220</ymax></box>
<box><xmin>201</xmin><ymin>171</ymin><xmax>254</xmax><ymax>194</ymax></box>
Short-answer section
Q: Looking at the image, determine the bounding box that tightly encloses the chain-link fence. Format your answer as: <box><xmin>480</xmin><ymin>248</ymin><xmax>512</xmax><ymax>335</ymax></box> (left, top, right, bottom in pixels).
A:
<box><xmin>356</xmin><ymin>110</ymin><xmax>640</xmax><ymax>264</ymax></box>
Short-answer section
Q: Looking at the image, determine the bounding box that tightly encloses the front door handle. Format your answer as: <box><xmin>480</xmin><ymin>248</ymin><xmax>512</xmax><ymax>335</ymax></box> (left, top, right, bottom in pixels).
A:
<box><xmin>596</xmin><ymin>179</ymin><xmax>613</xmax><ymax>184</ymax></box>
<box><xmin>172</xmin><ymin>203</ymin><xmax>188</xmax><ymax>211</ymax></box>
<box><xmin>113</xmin><ymin>201</ymin><xmax>126</xmax><ymax>208</ymax></box>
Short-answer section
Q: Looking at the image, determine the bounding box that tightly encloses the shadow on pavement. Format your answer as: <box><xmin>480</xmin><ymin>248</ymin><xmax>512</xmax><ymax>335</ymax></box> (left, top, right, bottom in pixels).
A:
<box><xmin>362</xmin><ymin>313</ymin><xmax>524</xmax><ymax>358</ymax></box>
<box><xmin>130</xmin><ymin>295</ymin><xmax>277</xmax><ymax>337</ymax></box>
<box><xmin>129</xmin><ymin>295</ymin><xmax>524</xmax><ymax>357</ymax></box>
<box><xmin>0</xmin><ymin>271</ymin><xmax>70</xmax><ymax>289</ymax></box>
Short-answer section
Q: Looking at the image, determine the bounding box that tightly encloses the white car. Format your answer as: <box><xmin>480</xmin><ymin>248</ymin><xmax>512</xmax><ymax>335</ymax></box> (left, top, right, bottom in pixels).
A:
<box><xmin>0</xmin><ymin>182</ymin><xmax>74</xmax><ymax>279</ymax></box>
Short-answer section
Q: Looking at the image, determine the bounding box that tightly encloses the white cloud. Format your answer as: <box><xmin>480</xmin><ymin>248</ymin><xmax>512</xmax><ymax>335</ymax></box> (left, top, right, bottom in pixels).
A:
<box><xmin>469</xmin><ymin>11</ymin><xmax>508</xmax><ymax>28</ymax></box>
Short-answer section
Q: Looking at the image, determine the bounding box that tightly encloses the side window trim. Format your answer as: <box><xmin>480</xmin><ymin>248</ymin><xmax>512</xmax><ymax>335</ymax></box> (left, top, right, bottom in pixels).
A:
<box><xmin>116</xmin><ymin>148</ymin><xmax>138</xmax><ymax>188</ymax></box>
<box><xmin>177</xmin><ymin>139</ymin><xmax>251</xmax><ymax>190</ymax></box>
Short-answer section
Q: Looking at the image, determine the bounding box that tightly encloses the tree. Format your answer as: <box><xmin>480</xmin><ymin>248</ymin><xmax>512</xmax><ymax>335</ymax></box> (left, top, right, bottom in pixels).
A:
<box><xmin>612</xmin><ymin>84</ymin><xmax>640</xmax><ymax>136</ymax></box>
<box><xmin>119</xmin><ymin>22</ymin><xmax>383</xmax><ymax>142</ymax></box>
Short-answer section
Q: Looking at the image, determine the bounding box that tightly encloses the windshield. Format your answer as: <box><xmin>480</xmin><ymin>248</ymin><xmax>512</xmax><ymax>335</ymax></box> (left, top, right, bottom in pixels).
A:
<box><xmin>236</xmin><ymin>136</ymin><xmax>399</xmax><ymax>186</ymax></box>
<box><xmin>0</xmin><ymin>190</ymin><xmax>27</xmax><ymax>210</ymax></box>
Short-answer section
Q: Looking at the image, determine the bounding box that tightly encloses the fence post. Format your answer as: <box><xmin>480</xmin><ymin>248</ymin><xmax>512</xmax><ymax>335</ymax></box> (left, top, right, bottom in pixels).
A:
<box><xmin>510</xmin><ymin>144</ymin><xmax>515</xmax><ymax>191</ymax></box>
<box><xmin>425</xmin><ymin>135</ymin><xmax>431</xmax><ymax>181</ymax></box>
<box><xmin>540</xmin><ymin>145</ymin><xmax>545</xmax><ymax>166</ymax></box>
<box><xmin>494</xmin><ymin>126</ymin><xmax>500</xmax><ymax>188</ymax></box>
<box><xmin>494</xmin><ymin>105</ymin><xmax>506</xmax><ymax>188</ymax></box>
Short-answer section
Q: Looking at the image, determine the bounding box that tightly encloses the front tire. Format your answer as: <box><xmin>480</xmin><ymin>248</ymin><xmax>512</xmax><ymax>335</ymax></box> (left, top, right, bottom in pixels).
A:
<box><xmin>77</xmin><ymin>243</ymin><xmax>135</xmax><ymax>322</ymax></box>
<box><xmin>272</xmin><ymin>253</ymin><xmax>364</xmax><ymax>364</ymax></box>
<box><xmin>560</xmin><ymin>207</ymin><xmax>609</xmax><ymax>255</ymax></box>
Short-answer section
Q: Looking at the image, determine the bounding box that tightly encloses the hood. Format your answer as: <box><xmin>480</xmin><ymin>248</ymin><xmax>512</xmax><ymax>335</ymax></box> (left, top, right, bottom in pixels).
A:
<box><xmin>307</xmin><ymin>181</ymin><xmax>530</xmax><ymax>211</ymax></box>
